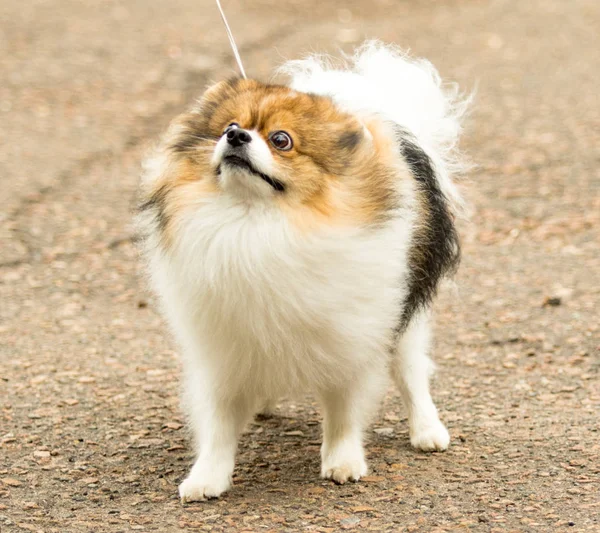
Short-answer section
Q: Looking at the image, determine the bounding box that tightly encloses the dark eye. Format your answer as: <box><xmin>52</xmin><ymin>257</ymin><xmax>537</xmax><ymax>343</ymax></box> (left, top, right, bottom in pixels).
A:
<box><xmin>223</xmin><ymin>123</ymin><xmax>239</xmax><ymax>135</ymax></box>
<box><xmin>269</xmin><ymin>131</ymin><xmax>293</xmax><ymax>151</ymax></box>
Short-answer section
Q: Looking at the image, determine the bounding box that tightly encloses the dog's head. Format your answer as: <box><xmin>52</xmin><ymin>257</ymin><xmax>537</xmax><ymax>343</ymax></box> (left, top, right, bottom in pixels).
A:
<box><xmin>159</xmin><ymin>78</ymin><xmax>401</xmax><ymax>229</ymax></box>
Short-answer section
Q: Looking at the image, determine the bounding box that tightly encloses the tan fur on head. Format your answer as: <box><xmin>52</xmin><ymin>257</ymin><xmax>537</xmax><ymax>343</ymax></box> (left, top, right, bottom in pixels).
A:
<box><xmin>140</xmin><ymin>78</ymin><xmax>408</xmax><ymax>240</ymax></box>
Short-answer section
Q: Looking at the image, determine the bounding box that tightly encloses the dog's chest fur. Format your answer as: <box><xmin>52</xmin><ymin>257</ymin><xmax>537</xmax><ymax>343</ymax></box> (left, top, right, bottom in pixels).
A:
<box><xmin>149</xmin><ymin>197</ymin><xmax>413</xmax><ymax>397</ymax></box>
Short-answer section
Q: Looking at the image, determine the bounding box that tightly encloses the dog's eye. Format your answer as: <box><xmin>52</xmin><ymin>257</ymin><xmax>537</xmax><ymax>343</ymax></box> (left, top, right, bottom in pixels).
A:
<box><xmin>269</xmin><ymin>131</ymin><xmax>293</xmax><ymax>151</ymax></box>
<box><xmin>223</xmin><ymin>123</ymin><xmax>239</xmax><ymax>135</ymax></box>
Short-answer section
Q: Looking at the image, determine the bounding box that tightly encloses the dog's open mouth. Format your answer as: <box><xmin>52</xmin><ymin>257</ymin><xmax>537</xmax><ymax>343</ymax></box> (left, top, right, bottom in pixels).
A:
<box><xmin>220</xmin><ymin>155</ymin><xmax>285</xmax><ymax>192</ymax></box>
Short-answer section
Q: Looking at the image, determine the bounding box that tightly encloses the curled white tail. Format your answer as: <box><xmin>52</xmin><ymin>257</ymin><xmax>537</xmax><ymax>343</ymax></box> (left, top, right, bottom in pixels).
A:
<box><xmin>278</xmin><ymin>41</ymin><xmax>471</xmax><ymax>212</ymax></box>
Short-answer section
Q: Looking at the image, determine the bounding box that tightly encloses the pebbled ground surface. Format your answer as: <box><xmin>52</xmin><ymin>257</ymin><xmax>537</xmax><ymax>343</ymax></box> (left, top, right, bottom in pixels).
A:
<box><xmin>1</xmin><ymin>0</ymin><xmax>598</xmax><ymax>531</ymax></box>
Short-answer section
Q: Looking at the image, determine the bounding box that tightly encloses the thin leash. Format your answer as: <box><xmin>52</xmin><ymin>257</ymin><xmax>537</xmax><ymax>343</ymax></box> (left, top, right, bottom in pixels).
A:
<box><xmin>215</xmin><ymin>0</ymin><xmax>247</xmax><ymax>79</ymax></box>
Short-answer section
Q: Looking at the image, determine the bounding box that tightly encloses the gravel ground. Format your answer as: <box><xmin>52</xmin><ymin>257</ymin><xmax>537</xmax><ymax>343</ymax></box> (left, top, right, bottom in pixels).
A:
<box><xmin>1</xmin><ymin>0</ymin><xmax>599</xmax><ymax>531</ymax></box>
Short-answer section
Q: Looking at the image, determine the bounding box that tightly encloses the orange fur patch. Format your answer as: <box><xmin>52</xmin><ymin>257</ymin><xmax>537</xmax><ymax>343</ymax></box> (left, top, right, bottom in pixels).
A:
<box><xmin>140</xmin><ymin>156</ymin><xmax>219</xmax><ymax>247</ymax></box>
<box><xmin>145</xmin><ymin>79</ymin><xmax>410</xmax><ymax>241</ymax></box>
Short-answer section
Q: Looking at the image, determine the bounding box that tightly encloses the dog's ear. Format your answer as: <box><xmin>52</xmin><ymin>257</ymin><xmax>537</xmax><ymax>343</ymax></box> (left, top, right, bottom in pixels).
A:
<box><xmin>394</xmin><ymin>126</ymin><xmax>461</xmax><ymax>333</ymax></box>
<box><xmin>195</xmin><ymin>77</ymin><xmax>244</xmax><ymax>109</ymax></box>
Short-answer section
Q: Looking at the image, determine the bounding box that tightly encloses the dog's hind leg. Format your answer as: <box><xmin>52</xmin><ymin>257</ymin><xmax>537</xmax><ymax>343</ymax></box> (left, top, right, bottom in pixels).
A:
<box><xmin>391</xmin><ymin>311</ymin><xmax>450</xmax><ymax>451</ymax></box>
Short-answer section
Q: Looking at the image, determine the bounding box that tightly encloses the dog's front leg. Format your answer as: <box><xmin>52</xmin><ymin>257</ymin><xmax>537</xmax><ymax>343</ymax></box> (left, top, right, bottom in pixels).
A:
<box><xmin>319</xmin><ymin>370</ymin><xmax>384</xmax><ymax>484</ymax></box>
<box><xmin>178</xmin><ymin>368</ymin><xmax>251</xmax><ymax>502</ymax></box>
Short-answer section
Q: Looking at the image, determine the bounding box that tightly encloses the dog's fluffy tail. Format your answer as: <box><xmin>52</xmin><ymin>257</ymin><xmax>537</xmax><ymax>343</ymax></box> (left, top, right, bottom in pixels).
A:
<box><xmin>279</xmin><ymin>41</ymin><xmax>471</xmax><ymax>211</ymax></box>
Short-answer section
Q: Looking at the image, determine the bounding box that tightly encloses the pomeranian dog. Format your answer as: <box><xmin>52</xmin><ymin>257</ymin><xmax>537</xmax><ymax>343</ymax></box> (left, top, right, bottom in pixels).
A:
<box><xmin>137</xmin><ymin>42</ymin><xmax>468</xmax><ymax>502</ymax></box>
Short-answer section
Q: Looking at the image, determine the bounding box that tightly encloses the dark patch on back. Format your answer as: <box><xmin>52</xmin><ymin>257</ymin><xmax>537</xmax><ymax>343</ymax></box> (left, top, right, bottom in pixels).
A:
<box><xmin>395</xmin><ymin>128</ymin><xmax>460</xmax><ymax>333</ymax></box>
<box><xmin>338</xmin><ymin>130</ymin><xmax>362</xmax><ymax>151</ymax></box>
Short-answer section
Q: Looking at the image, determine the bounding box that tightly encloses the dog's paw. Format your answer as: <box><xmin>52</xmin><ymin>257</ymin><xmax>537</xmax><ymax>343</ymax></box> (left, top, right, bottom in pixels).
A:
<box><xmin>410</xmin><ymin>418</ymin><xmax>450</xmax><ymax>452</ymax></box>
<box><xmin>321</xmin><ymin>453</ymin><xmax>367</xmax><ymax>484</ymax></box>
<box><xmin>256</xmin><ymin>400</ymin><xmax>278</xmax><ymax>420</ymax></box>
<box><xmin>178</xmin><ymin>465</ymin><xmax>232</xmax><ymax>503</ymax></box>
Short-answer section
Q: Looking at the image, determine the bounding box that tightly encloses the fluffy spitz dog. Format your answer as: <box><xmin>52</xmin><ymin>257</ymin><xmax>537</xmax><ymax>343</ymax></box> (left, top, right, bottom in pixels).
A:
<box><xmin>137</xmin><ymin>42</ymin><xmax>468</xmax><ymax>502</ymax></box>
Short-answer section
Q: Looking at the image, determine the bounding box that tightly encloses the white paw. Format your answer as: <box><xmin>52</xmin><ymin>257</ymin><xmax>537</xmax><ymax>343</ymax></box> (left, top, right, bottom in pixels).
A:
<box><xmin>178</xmin><ymin>464</ymin><xmax>232</xmax><ymax>503</ymax></box>
<box><xmin>321</xmin><ymin>446</ymin><xmax>368</xmax><ymax>484</ymax></box>
<box><xmin>410</xmin><ymin>418</ymin><xmax>450</xmax><ymax>452</ymax></box>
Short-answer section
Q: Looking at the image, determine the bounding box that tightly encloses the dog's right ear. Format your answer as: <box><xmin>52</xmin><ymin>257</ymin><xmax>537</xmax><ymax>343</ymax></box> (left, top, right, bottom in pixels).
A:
<box><xmin>193</xmin><ymin>76</ymin><xmax>260</xmax><ymax>112</ymax></box>
<box><xmin>199</xmin><ymin>78</ymin><xmax>239</xmax><ymax>103</ymax></box>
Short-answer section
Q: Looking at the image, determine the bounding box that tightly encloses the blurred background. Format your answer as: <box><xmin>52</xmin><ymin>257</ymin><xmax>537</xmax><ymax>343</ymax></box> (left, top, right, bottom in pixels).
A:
<box><xmin>1</xmin><ymin>1</ymin><xmax>598</xmax><ymax>531</ymax></box>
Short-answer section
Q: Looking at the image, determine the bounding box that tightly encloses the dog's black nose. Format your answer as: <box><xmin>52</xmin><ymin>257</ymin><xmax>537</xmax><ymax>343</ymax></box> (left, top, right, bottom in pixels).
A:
<box><xmin>227</xmin><ymin>128</ymin><xmax>252</xmax><ymax>147</ymax></box>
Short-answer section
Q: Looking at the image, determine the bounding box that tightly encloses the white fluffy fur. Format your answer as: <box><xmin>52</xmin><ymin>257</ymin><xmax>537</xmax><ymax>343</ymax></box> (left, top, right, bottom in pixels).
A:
<box><xmin>279</xmin><ymin>41</ymin><xmax>469</xmax><ymax>211</ymax></box>
<box><xmin>140</xmin><ymin>42</ymin><xmax>464</xmax><ymax>502</ymax></box>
